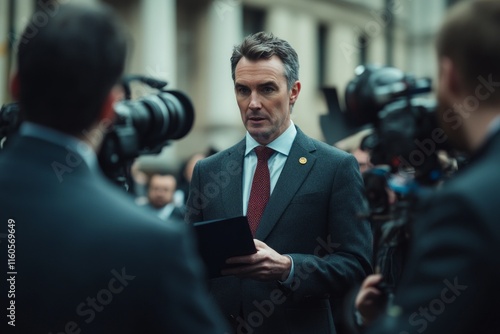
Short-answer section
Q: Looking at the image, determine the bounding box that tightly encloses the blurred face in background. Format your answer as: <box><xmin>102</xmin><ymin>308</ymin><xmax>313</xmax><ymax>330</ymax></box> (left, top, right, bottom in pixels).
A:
<box><xmin>148</xmin><ymin>175</ymin><xmax>176</xmax><ymax>209</ymax></box>
<box><xmin>352</xmin><ymin>147</ymin><xmax>373</xmax><ymax>174</ymax></box>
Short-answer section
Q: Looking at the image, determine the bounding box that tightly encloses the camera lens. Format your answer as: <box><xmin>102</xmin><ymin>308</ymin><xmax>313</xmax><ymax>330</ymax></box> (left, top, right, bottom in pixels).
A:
<box><xmin>114</xmin><ymin>90</ymin><xmax>194</xmax><ymax>150</ymax></box>
<box><xmin>345</xmin><ymin>66</ymin><xmax>406</xmax><ymax>125</ymax></box>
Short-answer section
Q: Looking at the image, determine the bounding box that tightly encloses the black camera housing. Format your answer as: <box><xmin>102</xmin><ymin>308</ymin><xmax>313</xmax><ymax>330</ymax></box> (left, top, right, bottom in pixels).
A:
<box><xmin>0</xmin><ymin>75</ymin><xmax>194</xmax><ymax>187</ymax></box>
<box><xmin>344</xmin><ymin>65</ymin><xmax>449</xmax><ymax>185</ymax></box>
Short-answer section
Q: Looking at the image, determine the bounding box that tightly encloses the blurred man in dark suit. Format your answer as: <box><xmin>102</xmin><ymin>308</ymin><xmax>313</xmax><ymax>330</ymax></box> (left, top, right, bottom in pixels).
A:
<box><xmin>143</xmin><ymin>173</ymin><xmax>185</xmax><ymax>222</ymax></box>
<box><xmin>356</xmin><ymin>1</ymin><xmax>500</xmax><ymax>333</ymax></box>
<box><xmin>0</xmin><ymin>4</ymin><xmax>228</xmax><ymax>333</ymax></box>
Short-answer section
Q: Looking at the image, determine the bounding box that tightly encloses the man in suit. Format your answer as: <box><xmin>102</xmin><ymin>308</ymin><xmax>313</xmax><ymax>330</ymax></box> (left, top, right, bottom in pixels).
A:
<box><xmin>186</xmin><ymin>32</ymin><xmax>372</xmax><ymax>334</ymax></box>
<box><xmin>356</xmin><ymin>1</ymin><xmax>500</xmax><ymax>333</ymax></box>
<box><xmin>0</xmin><ymin>4</ymin><xmax>228</xmax><ymax>333</ymax></box>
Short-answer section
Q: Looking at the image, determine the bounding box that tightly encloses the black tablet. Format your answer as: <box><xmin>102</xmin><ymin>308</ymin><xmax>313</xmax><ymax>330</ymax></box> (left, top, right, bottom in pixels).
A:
<box><xmin>193</xmin><ymin>216</ymin><xmax>257</xmax><ymax>278</ymax></box>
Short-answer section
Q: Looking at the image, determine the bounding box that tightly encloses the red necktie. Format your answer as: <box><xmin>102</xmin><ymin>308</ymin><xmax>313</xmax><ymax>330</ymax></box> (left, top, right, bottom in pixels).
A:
<box><xmin>247</xmin><ymin>146</ymin><xmax>274</xmax><ymax>236</ymax></box>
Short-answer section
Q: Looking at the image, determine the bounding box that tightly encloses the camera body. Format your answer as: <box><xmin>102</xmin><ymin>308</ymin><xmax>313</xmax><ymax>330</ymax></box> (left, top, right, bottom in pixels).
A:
<box><xmin>0</xmin><ymin>76</ymin><xmax>194</xmax><ymax>184</ymax></box>
<box><xmin>341</xmin><ymin>65</ymin><xmax>456</xmax><ymax>294</ymax></box>
<box><xmin>345</xmin><ymin>65</ymin><xmax>449</xmax><ymax>185</ymax></box>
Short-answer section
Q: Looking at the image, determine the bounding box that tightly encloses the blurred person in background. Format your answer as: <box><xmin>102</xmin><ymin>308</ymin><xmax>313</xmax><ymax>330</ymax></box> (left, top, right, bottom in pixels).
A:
<box><xmin>143</xmin><ymin>172</ymin><xmax>185</xmax><ymax>222</ymax></box>
<box><xmin>130</xmin><ymin>159</ymin><xmax>149</xmax><ymax>204</ymax></box>
<box><xmin>177</xmin><ymin>152</ymin><xmax>207</xmax><ymax>205</ymax></box>
<box><xmin>335</xmin><ymin>128</ymin><xmax>374</xmax><ymax>174</ymax></box>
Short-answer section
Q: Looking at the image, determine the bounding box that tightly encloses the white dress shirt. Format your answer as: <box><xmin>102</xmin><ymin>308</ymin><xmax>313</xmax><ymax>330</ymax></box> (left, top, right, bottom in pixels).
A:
<box><xmin>242</xmin><ymin>121</ymin><xmax>297</xmax><ymax>215</ymax></box>
<box><xmin>242</xmin><ymin>120</ymin><xmax>297</xmax><ymax>285</ymax></box>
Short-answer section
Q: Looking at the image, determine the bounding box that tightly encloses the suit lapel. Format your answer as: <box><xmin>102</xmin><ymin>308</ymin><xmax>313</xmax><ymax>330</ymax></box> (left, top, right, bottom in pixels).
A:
<box><xmin>221</xmin><ymin>140</ymin><xmax>245</xmax><ymax>218</ymax></box>
<box><xmin>256</xmin><ymin>128</ymin><xmax>317</xmax><ymax>240</ymax></box>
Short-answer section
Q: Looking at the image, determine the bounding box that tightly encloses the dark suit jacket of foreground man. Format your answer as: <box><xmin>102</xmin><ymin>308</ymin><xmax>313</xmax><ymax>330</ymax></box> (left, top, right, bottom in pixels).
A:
<box><xmin>187</xmin><ymin>126</ymin><xmax>373</xmax><ymax>334</ymax></box>
<box><xmin>0</xmin><ymin>134</ymin><xmax>229</xmax><ymax>334</ymax></box>
<box><xmin>367</xmin><ymin>130</ymin><xmax>500</xmax><ymax>334</ymax></box>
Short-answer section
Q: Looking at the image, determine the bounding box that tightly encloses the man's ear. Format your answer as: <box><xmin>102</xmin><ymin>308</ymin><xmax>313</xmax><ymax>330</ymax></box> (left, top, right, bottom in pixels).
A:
<box><xmin>439</xmin><ymin>57</ymin><xmax>462</xmax><ymax>100</ymax></box>
<box><xmin>99</xmin><ymin>86</ymin><xmax>122</xmax><ymax>123</ymax></box>
<box><xmin>289</xmin><ymin>81</ymin><xmax>301</xmax><ymax>105</ymax></box>
<box><xmin>10</xmin><ymin>72</ymin><xmax>20</xmax><ymax>100</ymax></box>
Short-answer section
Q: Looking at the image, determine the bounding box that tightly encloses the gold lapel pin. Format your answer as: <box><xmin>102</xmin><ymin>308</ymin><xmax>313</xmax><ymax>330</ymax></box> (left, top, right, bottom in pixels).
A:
<box><xmin>299</xmin><ymin>157</ymin><xmax>307</xmax><ymax>165</ymax></box>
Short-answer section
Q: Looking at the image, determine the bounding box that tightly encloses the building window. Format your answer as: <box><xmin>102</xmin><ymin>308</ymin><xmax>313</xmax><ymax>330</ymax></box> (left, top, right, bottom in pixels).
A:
<box><xmin>243</xmin><ymin>6</ymin><xmax>266</xmax><ymax>37</ymax></box>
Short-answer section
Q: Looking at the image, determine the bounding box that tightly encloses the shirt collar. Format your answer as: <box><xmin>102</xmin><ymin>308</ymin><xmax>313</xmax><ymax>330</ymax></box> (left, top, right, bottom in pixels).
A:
<box><xmin>487</xmin><ymin>115</ymin><xmax>500</xmax><ymax>137</ymax></box>
<box><xmin>245</xmin><ymin>120</ymin><xmax>297</xmax><ymax>156</ymax></box>
<box><xmin>19</xmin><ymin>122</ymin><xmax>98</xmax><ymax>170</ymax></box>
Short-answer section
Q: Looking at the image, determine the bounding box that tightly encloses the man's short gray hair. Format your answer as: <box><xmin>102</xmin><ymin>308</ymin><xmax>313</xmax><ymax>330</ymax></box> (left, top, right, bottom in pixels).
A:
<box><xmin>230</xmin><ymin>32</ymin><xmax>300</xmax><ymax>90</ymax></box>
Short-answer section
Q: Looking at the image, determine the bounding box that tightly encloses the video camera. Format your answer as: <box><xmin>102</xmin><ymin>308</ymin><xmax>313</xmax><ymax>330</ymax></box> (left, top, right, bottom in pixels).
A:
<box><xmin>0</xmin><ymin>75</ymin><xmax>194</xmax><ymax>188</ymax></box>
<box><xmin>345</xmin><ymin>65</ymin><xmax>451</xmax><ymax>185</ymax></box>
<box><xmin>323</xmin><ymin>65</ymin><xmax>457</xmax><ymax>296</ymax></box>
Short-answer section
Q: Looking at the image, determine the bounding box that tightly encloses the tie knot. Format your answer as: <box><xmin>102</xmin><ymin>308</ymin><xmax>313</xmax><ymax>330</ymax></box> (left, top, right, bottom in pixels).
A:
<box><xmin>254</xmin><ymin>146</ymin><xmax>274</xmax><ymax>161</ymax></box>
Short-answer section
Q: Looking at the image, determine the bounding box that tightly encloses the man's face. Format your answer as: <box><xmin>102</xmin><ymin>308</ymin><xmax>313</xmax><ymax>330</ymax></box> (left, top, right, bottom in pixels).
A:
<box><xmin>148</xmin><ymin>175</ymin><xmax>176</xmax><ymax>209</ymax></box>
<box><xmin>352</xmin><ymin>148</ymin><xmax>373</xmax><ymax>174</ymax></box>
<box><xmin>234</xmin><ymin>56</ymin><xmax>301</xmax><ymax>145</ymax></box>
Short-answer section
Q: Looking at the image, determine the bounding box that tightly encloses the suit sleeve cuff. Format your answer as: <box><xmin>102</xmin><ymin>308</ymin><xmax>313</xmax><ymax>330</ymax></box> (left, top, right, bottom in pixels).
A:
<box><xmin>278</xmin><ymin>254</ymin><xmax>294</xmax><ymax>287</ymax></box>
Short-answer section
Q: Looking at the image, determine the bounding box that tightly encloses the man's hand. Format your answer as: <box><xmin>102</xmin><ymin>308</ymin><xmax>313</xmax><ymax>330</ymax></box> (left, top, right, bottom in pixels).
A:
<box><xmin>355</xmin><ymin>274</ymin><xmax>386</xmax><ymax>326</ymax></box>
<box><xmin>221</xmin><ymin>239</ymin><xmax>291</xmax><ymax>281</ymax></box>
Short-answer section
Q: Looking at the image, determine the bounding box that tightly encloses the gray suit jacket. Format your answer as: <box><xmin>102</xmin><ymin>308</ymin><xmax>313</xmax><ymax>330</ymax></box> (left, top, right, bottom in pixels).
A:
<box><xmin>187</xmin><ymin>127</ymin><xmax>373</xmax><ymax>334</ymax></box>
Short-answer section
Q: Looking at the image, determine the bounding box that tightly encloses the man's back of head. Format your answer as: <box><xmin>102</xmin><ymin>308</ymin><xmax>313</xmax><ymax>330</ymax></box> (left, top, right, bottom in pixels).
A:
<box><xmin>15</xmin><ymin>3</ymin><xmax>127</xmax><ymax>136</ymax></box>
<box><xmin>436</xmin><ymin>0</ymin><xmax>500</xmax><ymax>105</ymax></box>
<box><xmin>434</xmin><ymin>0</ymin><xmax>500</xmax><ymax>153</ymax></box>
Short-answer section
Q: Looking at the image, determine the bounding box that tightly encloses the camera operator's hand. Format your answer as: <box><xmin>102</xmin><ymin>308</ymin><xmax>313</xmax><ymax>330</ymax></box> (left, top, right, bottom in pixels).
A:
<box><xmin>355</xmin><ymin>274</ymin><xmax>386</xmax><ymax>326</ymax></box>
